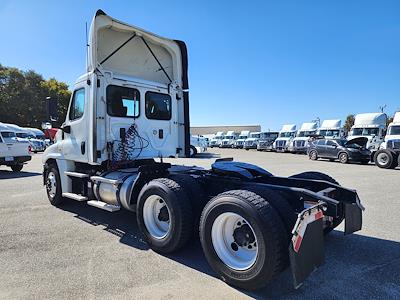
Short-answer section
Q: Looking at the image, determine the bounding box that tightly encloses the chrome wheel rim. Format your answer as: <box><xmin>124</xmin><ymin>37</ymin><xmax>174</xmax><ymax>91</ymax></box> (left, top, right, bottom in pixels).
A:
<box><xmin>46</xmin><ymin>171</ymin><xmax>57</xmax><ymax>198</ymax></box>
<box><xmin>340</xmin><ymin>153</ymin><xmax>347</xmax><ymax>162</ymax></box>
<box><xmin>143</xmin><ymin>195</ymin><xmax>171</xmax><ymax>239</ymax></box>
<box><xmin>377</xmin><ymin>153</ymin><xmax>389</xmax><ymax>165</ymax></box>
<box><xmin>211</xmin><ymin>212</ymin><xmax>258</xmax><ymax>270</ymax></box>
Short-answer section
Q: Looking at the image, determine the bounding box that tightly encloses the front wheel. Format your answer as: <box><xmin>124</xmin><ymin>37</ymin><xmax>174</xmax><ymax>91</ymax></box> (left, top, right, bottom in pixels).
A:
<box><xmin>45</xmin><ymin>164</ymin><xmax>65</xmax><ymax>206</ymax></box>
<box><xmin>199</xmin><ymin>190</ymin><xmax>287</xmax><ymax>290</ymax></box>
<box><xmin>11</xmin><ymin>164</ymin><xmax>23</xmax><ymax>172</ymax></box>
<box><xmin>189</xmin><ymin>145</ymin><xmax>197</xmax><ymax>158</ymax></box>
<box><xmin>309</xmin><ymin>150</ymin><xmax>318</xmax><ymax>160</ymax></box>
<box><xmin>374</xmin><ymin>149</ymin><xmax>397</xmax><ymax>169</ymax></box>
<box><xmin>339</xmin><ymin>152</ymin><xmax>348</xmax><ymax>164</ymax></box>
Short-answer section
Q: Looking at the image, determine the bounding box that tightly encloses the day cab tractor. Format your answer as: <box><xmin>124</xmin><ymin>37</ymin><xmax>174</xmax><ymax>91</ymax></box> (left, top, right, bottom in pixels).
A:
<box><xmin>42</xmin><ymin>10</ymin><xmax>364</xmax><ymax>290</ymax></box>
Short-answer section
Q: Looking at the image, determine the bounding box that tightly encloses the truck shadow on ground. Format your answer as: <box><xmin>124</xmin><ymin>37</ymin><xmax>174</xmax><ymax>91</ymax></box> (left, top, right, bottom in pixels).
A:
<box><xmin>60</xmin><ymin>201</ymin><xmax>400</xmax><ymax>299</ymax></box>
<box><xmin>194</xmin><ymin>153</ymin><xmax>221</xmax><ymax>159</ymax></box>
<box><xmin>0</xmin><ymin>170</ymin><xmax>41</xmax><ymax>179</ymax></box>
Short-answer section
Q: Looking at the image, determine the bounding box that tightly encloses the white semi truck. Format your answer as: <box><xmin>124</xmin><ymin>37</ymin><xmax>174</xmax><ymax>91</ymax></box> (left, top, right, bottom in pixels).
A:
<box><xmin>273</xmin><ymin>124</ymin><xmax>296</xmax><ymax>152</ymax></box>
<box><xmin>374</xmin><ymin>112</ymin><xmax>400</xmax><ymax>169</ymax></box>
<box><xmin>243</xmin><ymin>132</ymin><xmax>261</xmax><ymax>150</ymax></box>
<box><xmin>347</xmin><ymin>113</ymin><xmax>387</xmax><ymax>158</ymax></box>
<box><xmin>220</xmin><ymin>131</ymin><xmax>238</xmax><ymax>148</ymax></box>
<box><xmin>233</xmin><ymin>130</ymin><xmax>250</xmax><ymax>148</ymax></box>
<box><xmin>256</xmin><ymin>131</ymin><xmax>279</xmax><ymax>151</ymax></box>
<box><xmin>0</xmin><ymin>123</ymin><xmax>31</xmax><ymax>171</ymax></box>
<box><xmin>289</xmin><ymin>122</ymin><xmax>318</xmax><ymax>153</ymax></box>
<box><xmin>317</xmin><ymin>119</ymin><xmax>342</xmax><ymax>139</ymax></box>
<box><xmin>41</xmin><ymin>10</ymin><xmax>364</xmax><ymax>290</ymax></box>
<box><xmin>209</xmin><ymin>131</ymin><xmax>224</xmax><ymax>148</ymax></box>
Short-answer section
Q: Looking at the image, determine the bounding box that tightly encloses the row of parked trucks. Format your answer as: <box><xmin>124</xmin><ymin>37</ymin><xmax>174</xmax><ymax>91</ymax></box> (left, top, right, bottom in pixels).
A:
<box><xmin>207</xmin><ymin>112</ymin><xmax>400</xmax><ymax>169</ymax></box>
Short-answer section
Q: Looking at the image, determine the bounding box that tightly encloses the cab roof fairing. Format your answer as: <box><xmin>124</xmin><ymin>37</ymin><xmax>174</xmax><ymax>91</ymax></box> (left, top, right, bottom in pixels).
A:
<box><xmin>353</xmin><ymin>113</ymin><xmax>386</xmax><ymax>128</ymax></box>
<box><xmin>299</xmin><ymin>122</ymin><xmax>318</xmax><ymax>131</ymax></box>
<box><xmin>319</xmin><ymin>119</ymin><xmax>341</xmax><ymax>129</ymax></box>
<box><xmin>87</xmin><ymin>10</ymin><xmax>188</xmax><ymax>90</ymax></box>
<box><xmin>280</xmin><ymin>124</ymin><xmax>296</xmax><ymax>132</ymax></box>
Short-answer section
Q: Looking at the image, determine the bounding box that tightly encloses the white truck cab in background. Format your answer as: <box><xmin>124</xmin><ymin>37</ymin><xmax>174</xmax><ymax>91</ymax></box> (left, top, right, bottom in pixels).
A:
<box><xmin>317</xmin><ymin>119</ymin><xmax>343</xmax><ymax>139</ymax></box>
<box><xmin>273</xmin><ymin>124</ymin><xmax>296</xmax><ymax>152</ymax></box>
<box><xmin>381</xmin><ymin>112</ymin><xmax>400</xmax><ymax>150</ymax></box>
<box><xmin>289</xmin><ymin>122</ymin><xmax>318</xmax><ymax>153</ymax></box>
<box><xmin>209</xmin><ymin>131</ymin><xmax>225</xmax><ymax>148</ymax></box>
<box><xmin>348</xmin><ymin>113</ymin><xmax>386</xmax><ymax>156</ymax></box>
<box><xmin>0</xmin><ymin>123</ymin><xmax>31</xmax><ymax>171</ymax></box>
<box><xmin>233</xmin><ymin>130</ymin><xmax>250</xmax><ymax>148</ymax></box>
<box><xmin>244</xmin><ymin>132</ymin><xmax>261</xmax><ymax>150</ymax></box>
<box><xmin>257</xmin><ymin>131</ymin><xmax>279</xmax><ymax>151</ymax></box>
<box><xmin>220</xmin><ymin>131</ymin><xmax>238</xmax><ymax>148</ymax></box>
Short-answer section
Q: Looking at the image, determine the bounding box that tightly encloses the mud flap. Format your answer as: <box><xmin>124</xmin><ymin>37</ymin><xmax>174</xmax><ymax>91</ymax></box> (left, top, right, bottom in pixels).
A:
<box><xmin>344</xmin><ymin>201</ymin><xmax>362</xmax><ymax>234</ymax></box>
<box><xmin>289</xmin><ymin>205</ymin><xmax>325</xmax><ymax>289</ymax></box>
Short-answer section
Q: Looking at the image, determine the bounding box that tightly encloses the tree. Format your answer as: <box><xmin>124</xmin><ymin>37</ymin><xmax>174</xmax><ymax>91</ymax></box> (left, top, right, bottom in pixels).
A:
<box><xmin>343</xmin><ymin>114</ymin><xmax>355</xmax><ymax>133</ymax></box>
<box><xmin>386</xmin><ymin>116</ymin><xmax>393</xmax><ymax>127</ymax></box>
<box><xmin>0</xmin><ymin>64</ymin><xmax>71</xmax><ymax>128</ymax></box>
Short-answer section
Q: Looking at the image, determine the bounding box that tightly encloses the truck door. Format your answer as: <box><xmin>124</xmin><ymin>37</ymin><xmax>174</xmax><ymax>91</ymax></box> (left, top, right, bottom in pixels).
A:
<box><xmin>61</xmin><ymin>84</ymin><xmax>89</xmax><ymax>162</ymax></box>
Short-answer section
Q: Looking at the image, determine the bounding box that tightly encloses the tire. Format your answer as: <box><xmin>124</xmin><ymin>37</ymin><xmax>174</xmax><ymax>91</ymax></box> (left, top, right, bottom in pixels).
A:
<box><xmin>10</xmin><ymin>164</ymin><xmax>23</xmax><ymax>172</ymax></box>
<box><xmin>199</xmin><ymin>190</ymin><xmax>287</xmax><ymax>290</ymax></box>
<box><xmin>289</xmin><ymin>172</ymin><xmax>342</xmax><ymax>234</ymax></box>
<box><xmin>374</xmin><ymin>149</ymin><xmax>397</xmax><ymax>169</ymax></box>
<box><xmin>309</xmin><ymin>150</ymin><xmax>318</xmax><ymax>160</ymax></box>
<box><xmin>137</xmin><ymin>178</ymin><xmax>193</xmax><ymax>253</ymax></box>
<box><xmin>168</xmin><ymin>174</ymin><xmax>208</xmax><ymax>235</ymax></box>
<box><xmin>189</xmin><ymin>145</ymin><xmax>197</xmax><ymax>158</ymax></box>
<box><xmin>339</xmin><ymin>152</ymin><xmax>348</xmax><ymax>164</ymax></box>
<box><xmin>44</xmin><ymin>164</ymin><xmax>65</xmax><ymax>206</ymax></box>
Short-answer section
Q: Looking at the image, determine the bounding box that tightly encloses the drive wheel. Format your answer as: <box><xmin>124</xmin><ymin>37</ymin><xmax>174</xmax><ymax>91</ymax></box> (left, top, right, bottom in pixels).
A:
<box><xmin>45</xmin><ymin>164</ymin><xmax>65</xmax><ymax>206</ymax></box>
<box><xmin>189</xmin><ymin>145</ymin><xmax>198</xmax><ymax>158</ymax></box>
<box><xmin>309</xmin><ymin>150</ymin><xmax>318</xmax><ymax>160</ymax></box>
<box><xmin>374</xmin><ymin>149</ymin><xmax>397</xmax><ymax>169</ymax></box>
<box><xmin>339</xmin><ymin>152</ymin><xmax>348</xmax><ymax>164</ymax></box>
<box><xmin>199</xmin><ymin>190</ymin><xmax>287</xmax><ymax>290</ymax></box>
<box><xmin>10</xmin><ymin>164</ymin><xmax>23</xmax><ymax>172</ymax></box>
<box><xmin>137</xmin><ymin>178</ymin><xmax>193</xmax><ymax>253</ymax></box>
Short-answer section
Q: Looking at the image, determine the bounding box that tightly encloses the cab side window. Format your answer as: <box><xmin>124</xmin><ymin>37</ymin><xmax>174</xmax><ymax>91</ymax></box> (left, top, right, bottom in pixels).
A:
<box><xmin>145</xmin><ymin>92</ymin><xmax>171</xmax><ymax>120</ymax></box>
<box><xmin>69</xmin><ymin>89</ymin><xmax>85</xmax><ymax>121</ymax></box>
<box><xmin>107</xmin><ymin>85</ymin><xmax>140</xmax><ymax>118</ymax></box>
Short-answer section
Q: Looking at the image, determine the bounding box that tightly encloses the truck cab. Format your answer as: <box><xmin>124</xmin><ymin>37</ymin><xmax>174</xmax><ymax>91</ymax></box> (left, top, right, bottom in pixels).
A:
<box><xmin>0</xmin><ymin>123</ymin><xmax>31</xmax><ymax>171</ymax></box>
<box><xmin>289</xmin><ymin>122</ymin><xmax>318</xmax><ymax>153</ymax></box>
<box><xmin>348</xmin><ymin>113</ymin><xmax>386</xmax><ymax>156</ymax></box>
<box><xmin>233</xmin><ymin>130</ymin><xmax>250</xmax><ymax>148</ymax></box>
<box><xmin>209</xmin><ymin>131</ymin><xmax>225</xmax><ymax>148</ymax></box>
<box><xmin>273</xmin><ymin>124</ymin><xmax>296</xmax><ymax>152</ymax></box>
<box><xmin>244</xmin><ymin>132</ymin><xmax>261</xmax><ymax>150</ymax></box>
<box><xmin>257</xmin><ymin>131</ymin><xmax>279</xmax><ymax>151</ymax></box>
<box><xmin>190</xmin><ymin>134</ymin><xmax>207</xmax><ymax>157</ymax></box>
<box><xmin>317</xmin><ymin>119</ymin><xmax>343</xmax><ymax>140</ymax></box>
<box><xmin>220</xmin><ymin>131</ymin><xmax>238</xmax><ymax>148</ymax></box>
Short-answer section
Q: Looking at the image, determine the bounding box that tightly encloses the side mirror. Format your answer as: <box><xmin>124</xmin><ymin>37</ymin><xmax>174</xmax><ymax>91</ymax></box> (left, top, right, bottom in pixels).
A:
<box><xmin>61</xmin><ymin>124</ymin><xmax>71</xmax><ymax>134</ymax></box>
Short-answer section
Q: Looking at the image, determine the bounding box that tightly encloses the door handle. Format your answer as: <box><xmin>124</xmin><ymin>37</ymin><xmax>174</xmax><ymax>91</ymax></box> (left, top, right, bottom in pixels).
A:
<box><xmin>81</xmin><ymin>142</ymin><xmax>85</xmax><ymax>155</ymax></box>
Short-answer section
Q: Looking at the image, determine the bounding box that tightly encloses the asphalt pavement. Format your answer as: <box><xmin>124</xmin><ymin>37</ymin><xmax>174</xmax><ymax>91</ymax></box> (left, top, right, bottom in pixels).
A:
<box><xmin>0</xmin><ymin>149</ymin><xmax>399</xmax><ymax>299</ymax></box>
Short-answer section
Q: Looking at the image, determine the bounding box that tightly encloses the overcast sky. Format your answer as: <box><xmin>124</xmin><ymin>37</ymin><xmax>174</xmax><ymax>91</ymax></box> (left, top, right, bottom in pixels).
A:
<box><xmin>0</xmin><ymin>0</ymin><xmax>399</xmax><ymax>130</ymax></box>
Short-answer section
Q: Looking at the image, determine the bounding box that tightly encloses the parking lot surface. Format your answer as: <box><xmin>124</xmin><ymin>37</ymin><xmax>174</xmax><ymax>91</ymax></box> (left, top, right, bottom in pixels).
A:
<box><xmin>1</xmin><ymin>149</ymin><xmax>399</xmax><ymax>299</ymax></box>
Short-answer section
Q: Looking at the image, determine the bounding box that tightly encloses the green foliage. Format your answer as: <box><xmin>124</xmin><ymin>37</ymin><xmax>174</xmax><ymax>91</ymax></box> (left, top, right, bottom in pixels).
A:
<box><xmin>344</xmin><ymin>114</ymin><xmax>355</xmax><ymax>133</ymax></box>
<box><xmin>386</xmin><ymin>117</ymin><xmax>393</xmax><ymax>127</ymax></box>
<box><xmin>0</xmin><ymin>64</ymin><xmax>71</xmax><ymax>128</ymax></box>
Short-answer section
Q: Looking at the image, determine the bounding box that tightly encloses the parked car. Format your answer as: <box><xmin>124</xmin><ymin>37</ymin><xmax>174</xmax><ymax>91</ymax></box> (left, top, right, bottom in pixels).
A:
<box><xmin>308</xmin><ymin>137</ymin><xmax>371</xmax><ymax>164</ymax></box>
<box><xmin>4</xmin><ymin>124</ymin><xmax>46</xmax><ymax>153</ymax></box>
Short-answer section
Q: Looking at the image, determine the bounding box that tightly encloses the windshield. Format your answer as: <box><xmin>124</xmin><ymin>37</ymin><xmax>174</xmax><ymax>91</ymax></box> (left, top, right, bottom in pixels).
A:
<box><xmin>388</xmin><ymin>125</ymin><xmax>400</xmax><ymax>135</ymax></box>
<box><xmin>250</xmin><ymin>133</ymin><xmax>260</xmax><ymax>138</ymax></box>
<box><xmin>214</xmin><ymin>136</ymin><xmax>224</xmax><ymax>140</ymax></box>
<box><xmin>238</xmin><ymin>135</ymin><xmax>248</xmax><ymax>139</ymax></box>
<box><xmin>224</xmin><ymin>136</ymin><xmax>234</xmax><ymax>139</ymax></box>
<box><xmin>279</xmin><ymin>132</ymin><xmax>295</xmax><ymax>138</ymax></box>
<box><xmin>350</xmin><ymin>127</ymin><xmax>379</xmax><ymax>136</ymax></box>
<box><xmin>297</xmin><ymin>130</ymin><xmax>316</xmax><ymax>137</ymax></box>
<box><xmin>1</xmin><ymin>131</ymin><xmax>17</xmax><ymax>142</ymax></box>
<box><xmin>319</xmin><ymin>130</ymin><xmax>340</xmax><ymax>137</ymax></box>
<box><xmin>16</xmin><ymin>132</ymin><xmax>29</xmax><ymax>138</ymax></box>
<box><xmin>261</xmin><ymin>132</ymin><xmax>278</xmax><ymax>139</ymax></box>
